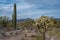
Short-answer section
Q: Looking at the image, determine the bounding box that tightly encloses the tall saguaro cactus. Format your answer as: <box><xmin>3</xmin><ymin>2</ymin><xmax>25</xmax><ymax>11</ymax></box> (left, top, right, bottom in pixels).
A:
<box><xmin>12</xmin><ymin>3</ymin><xmax>17</xmax><ymax>30</ymax></box>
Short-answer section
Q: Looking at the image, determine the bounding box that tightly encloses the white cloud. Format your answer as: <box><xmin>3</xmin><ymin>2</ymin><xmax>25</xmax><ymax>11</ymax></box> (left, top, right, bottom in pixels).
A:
<box><xmin>0</xmin><ymin>0</ymin><xmax>34</xmax><ymax>12</ymax></box>
<box><xmin>43</xmin><ymin>0</ymin><xmax>60</xmax><ymax>5</ymax></box>
<box><xmin>0</xmin><ymin>4</ymin><xmax>13</xmax><ymax>10</ymax></box>
<box><xmin>0</xmin><ymin>0</ymin><xmax>60</xmax><ymax>19</ymax></box>
<box><xmin>0</xmin><ymin>0</ymin><xmax>35</xmax><ymax>19</ymax></box>
<box><xmin>17</xmin><ymin>4</ymin><xmax>34</xmax><ymax>11</ymax></box>
<box><xmin>0</xmin><ymin>0</ymin><xmax>7</xmax><ymax>3</ymax></box>
<box><xmin>16</xmin><ymin>0</ymin><xmax>34</xmax><ymax>10</ymax></box>
<box><xmin>17</xmin><ymin>9</ymin><xmax>59</xmax><ymax>19</ymax></box>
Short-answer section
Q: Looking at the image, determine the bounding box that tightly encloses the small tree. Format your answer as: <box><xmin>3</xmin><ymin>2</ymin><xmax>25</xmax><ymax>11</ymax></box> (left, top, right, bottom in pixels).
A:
<box><xmin>0</xmin><ymin>17</ymin><xmax>3</xmax><ymax>27</ymax></box>
<box><xmin>2</xmin><ymin>16</ymin><xmax>8</xmax><ymax>27</ymax></box>
<box><xmin>0</xmin><ymin>16</ymin><xmax>8</xmax><ymax>28</ymax></box>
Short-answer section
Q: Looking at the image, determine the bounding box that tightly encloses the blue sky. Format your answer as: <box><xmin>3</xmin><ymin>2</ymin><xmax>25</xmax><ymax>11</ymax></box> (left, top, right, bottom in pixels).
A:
<box><xmin>0</xmin><ymin>0</ymin><xmax>60</xmax><ymax>19</ymax></box>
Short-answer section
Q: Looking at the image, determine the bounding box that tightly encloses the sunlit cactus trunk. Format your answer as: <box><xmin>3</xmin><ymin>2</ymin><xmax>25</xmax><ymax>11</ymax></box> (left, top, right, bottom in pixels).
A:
<box><xmin>12</xmin><ymin>3</ymin><xmax>17</xmax><ymax>30</ymax></box>
<box><xmin>43</xmin><ymin>23</ymin><xmax>46</xmax><ymax>40</ymax></box>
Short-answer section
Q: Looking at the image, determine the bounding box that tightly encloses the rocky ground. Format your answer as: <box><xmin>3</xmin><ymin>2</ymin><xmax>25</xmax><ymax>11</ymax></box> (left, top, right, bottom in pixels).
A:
<box><xmin>0</xmin><ymin>27</ymin><xmax>60</xmax><ymax>40</ymax></box>
<box><xmin>0</xmin><ymin>27</ymin><xmax>38</xmax><ymax>40</ymax></box>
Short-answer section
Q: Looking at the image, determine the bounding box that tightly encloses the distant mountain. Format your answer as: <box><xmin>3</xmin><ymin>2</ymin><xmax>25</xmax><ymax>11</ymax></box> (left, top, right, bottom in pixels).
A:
<box><xmin>8</xmin><ymin>18</ymin><xmax>33</xmax><ymax>22</ymax></box>
<box><xmin>55</xmin><ymin>18</ymin><xmax>60</xmax><ymax>21</ymax></box>
<box><xmin>9</xmin><ymin>18</ymin><xmax>60</xmax><ymax>22</ymax></box>
<box><xmin>17</xmin><ymin>18</ymin><xmax>34</xmax><ymax>22</ymax></box>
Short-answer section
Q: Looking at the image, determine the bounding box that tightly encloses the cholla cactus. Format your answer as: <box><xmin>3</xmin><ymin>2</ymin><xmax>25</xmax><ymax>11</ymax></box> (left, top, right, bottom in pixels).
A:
<box><xmin>35</xmin><ymin>16</ymin><xmax>56</xmax><ymax>40</ymax></box>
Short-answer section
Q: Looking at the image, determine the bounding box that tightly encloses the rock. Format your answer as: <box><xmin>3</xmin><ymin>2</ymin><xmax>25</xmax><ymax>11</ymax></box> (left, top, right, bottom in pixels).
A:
<box><xmin>13</xmin><ymin>30</ymin><xmax>21</xmax><ymax>35</ymax></box>
<box><xmin>0</xmin><ymin>33</ymin><xmax>4</xmax><ymax>38</ymax></box>
<box><xmin>2</xmin><ymin>32</ymin><xmax>12</xmax><ymax>37</ymax></box>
